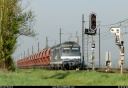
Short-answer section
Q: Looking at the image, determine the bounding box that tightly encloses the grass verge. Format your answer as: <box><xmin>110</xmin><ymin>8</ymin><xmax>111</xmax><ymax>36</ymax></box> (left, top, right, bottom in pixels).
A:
<box><xmin>0</xmin><ymin>69</ymin><xmax>128</xmax><ymax>86</ymax></box>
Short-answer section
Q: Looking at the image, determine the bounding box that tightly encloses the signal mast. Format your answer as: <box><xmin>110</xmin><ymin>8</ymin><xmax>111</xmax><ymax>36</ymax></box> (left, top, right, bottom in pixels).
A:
<box><xmin>110</xmin><ymin>27</ymin><xmax>124</xmax><ymax>74</ymax></box>
<box><xmin>84</xmin><ymin>12</ymin><xmax>97</xmax><ymax>71</ymax></box>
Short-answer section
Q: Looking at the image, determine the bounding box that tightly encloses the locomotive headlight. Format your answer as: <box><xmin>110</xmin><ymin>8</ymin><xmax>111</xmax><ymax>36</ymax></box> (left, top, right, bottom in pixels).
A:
<box><xmin>69</xmin><ymin>42</ymin><xmax>73</xmax><ymax>48</ymax></box>
<box><xmin>69</xmin><ymin>44</ymin><xmax>72</xmax><ymax>47</ymax></box>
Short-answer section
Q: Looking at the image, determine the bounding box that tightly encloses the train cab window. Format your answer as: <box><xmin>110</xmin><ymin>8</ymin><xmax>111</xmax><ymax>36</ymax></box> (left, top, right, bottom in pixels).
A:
<box><xmin>71</xmin><ymin>48</ymin><xmax>79</xmax><ymax>53</ymax></box>
<box><xmin>63</xmin><ymin>48</ymin><xmax>70</xmax><ymax>53</ymax></box>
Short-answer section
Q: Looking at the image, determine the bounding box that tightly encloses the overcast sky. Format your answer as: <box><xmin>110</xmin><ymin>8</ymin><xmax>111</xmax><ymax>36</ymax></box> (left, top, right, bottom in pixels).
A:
<box><xmin>13</xmin><ymin>0</ymin><xmax>128</xmax><ymax>67</ymax></box>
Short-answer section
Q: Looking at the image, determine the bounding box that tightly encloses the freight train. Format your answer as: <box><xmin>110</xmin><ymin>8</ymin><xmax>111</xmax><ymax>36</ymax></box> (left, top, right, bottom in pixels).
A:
<box><xmin>17</xmin><ymin>41</ymin><xmax>81</xmax><ymax>70</ymax></box>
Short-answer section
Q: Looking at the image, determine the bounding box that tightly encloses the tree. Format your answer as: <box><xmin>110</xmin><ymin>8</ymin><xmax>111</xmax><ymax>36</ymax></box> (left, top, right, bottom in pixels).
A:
<box><xmin>0</xmin><ymin>0</ymin><xmax>37</xmax><ymax>71</ymax></box>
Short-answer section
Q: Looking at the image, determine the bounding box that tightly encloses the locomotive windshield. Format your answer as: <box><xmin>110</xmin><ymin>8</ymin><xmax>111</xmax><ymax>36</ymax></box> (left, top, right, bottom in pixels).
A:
<box><xmin>63</xmin><ymin>47</ymin><xmax>79</xmax><ymax>53</ymax></box>
<box><xmin>72</xmin><ymin>48</ymin><xmax>79</xmax><ymax>53</ymax></box>
<box><xmin>63</xmin><ymin>48</ymin><xmax>70</xmax><ymax>53</ymax></box>
<box><xmin>62</xmin><ymin>47</ymin><xmax>80</xmax><ymax>56</ymax></box>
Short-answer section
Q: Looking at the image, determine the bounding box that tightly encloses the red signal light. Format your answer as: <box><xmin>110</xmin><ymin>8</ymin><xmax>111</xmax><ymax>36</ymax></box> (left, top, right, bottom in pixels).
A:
<box><xmin>90</xmin><ymin>13</ymin><xmax>96</xmax><ymax>31</ymax></box>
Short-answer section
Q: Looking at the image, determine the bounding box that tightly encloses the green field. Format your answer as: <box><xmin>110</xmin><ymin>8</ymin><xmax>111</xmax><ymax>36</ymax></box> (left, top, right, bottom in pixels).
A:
<box><xmin>0</xmin><ymin>69</ymin><xmax>128</xmax><ymax>86</ymax></box>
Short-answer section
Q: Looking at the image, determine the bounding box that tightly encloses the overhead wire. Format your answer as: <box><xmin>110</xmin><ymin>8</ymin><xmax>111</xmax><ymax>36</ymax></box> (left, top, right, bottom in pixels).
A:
<box><xmin>100</xmin><ymin>19</ymin><xmax>128</xmax><ymax>27</ymax></box>
<box><xmin>94</xmin><ymin>18</ymin><xmax>128</xmax><ymax>42</ymax></box>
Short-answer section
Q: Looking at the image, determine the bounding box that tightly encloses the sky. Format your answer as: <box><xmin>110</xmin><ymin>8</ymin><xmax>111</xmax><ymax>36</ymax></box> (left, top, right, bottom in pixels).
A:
<box><xmin>13</xmin><ymin>0</ymin><xmax>128</xmax><ymax>68</ymax></box>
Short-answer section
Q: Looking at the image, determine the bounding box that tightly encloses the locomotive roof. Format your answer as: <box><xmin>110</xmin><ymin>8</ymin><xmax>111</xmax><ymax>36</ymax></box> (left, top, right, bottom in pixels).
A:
<box><xmin>51</xmin><ymin>41</ymin><xmax>79</xmax><ymax>49</ymax></box>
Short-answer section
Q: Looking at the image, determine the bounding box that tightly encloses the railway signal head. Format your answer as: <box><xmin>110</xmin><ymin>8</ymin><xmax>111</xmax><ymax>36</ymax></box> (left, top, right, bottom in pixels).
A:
<box><xmin>110</xmin><ymin>27</ymin><xmax>121</xmax><ymax>45</ymax></box>
<box><xmin>115</xmin><ymin>35</ymin><xmax>120</xmax><ymax>44</ymax></box>
<box><xmin>110</xmin><ymin>27</ymin><xmax>120</xmax><ymax>34</ymax></box>
<box><xmin>121</xmin><ymin>41</ymin><xmax>124</xmax><ymax>46</ymax></box>
<box><xmin>90</xmin><ymin>13</ymin><xmax>96</xmax><ymax>31</ymax></box>
<box><xmin>121</xmin><ymin>60</ymin><xmax>124</xmax><ymax>65</ymax></box>
<box><xmin>120</xmin><ymin>45</ymin><xmax>124</xmax><ymax>56</ymax></box>
<box><xmin>91</xmin><ymin>44</ymin><xmax>95</xmax><ymax>48</ymax></box>
<box><xmin>106</xmin><ymin>60</ymin><xmax>111</xmax><ymax>66</ymax></box>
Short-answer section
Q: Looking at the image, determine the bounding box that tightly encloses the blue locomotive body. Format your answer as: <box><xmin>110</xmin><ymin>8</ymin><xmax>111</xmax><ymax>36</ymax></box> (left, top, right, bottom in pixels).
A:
<box><xmin>50</xmin><ymin>41</ymin><xmax>81</xmax><ymax>70</ymax></box>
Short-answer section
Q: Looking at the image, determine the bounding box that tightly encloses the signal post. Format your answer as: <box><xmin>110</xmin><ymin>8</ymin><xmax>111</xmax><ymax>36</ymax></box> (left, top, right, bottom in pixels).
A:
<box><xmin>85</xmin><ymin>12</ymin><xmax>97</xmax><ymax>71</ymax></box>
<box><xmin>110</xmin><ymin>27</ymin><xmax>125</xmax><ymax>74</ymax></box>
<box><xmin>120</xmin><ymin>41</ymin><xmax>124</xmax><ymax>74</ymax></box>
<box><xmin>106</xmin><ymin>52</ymin><xmax>111</xmax><ymax>72</ymax></box>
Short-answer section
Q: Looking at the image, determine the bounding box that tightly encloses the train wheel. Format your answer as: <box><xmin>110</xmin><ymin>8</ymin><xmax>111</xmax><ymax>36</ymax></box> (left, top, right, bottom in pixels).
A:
<box><xmin>56</xmin><ymin>67</ymin><xmax>59</xmax><ymax>70</ymax></box>
<box><xmin>46</xmin><ymin>65</ymin><xmax>49</xmax><ymax>70</ymax></box>
<box><xmin>53</xmin><ymin>67</ymin><xmax>55</xmax><ymax>70</ymax></box>
<box><xmin>63</xmin><ymin>63</ymin><xmax>69</xmax><ymax>70</ymax></box>
<box><xmin>66</xmin><ymin>64</ymin><xmax>69</xmax><ymax>70</ymax></box>
<box><xmin>62</xmin><ymin>64</ymin><xmax>66</xmax><ymax>70</ymax></box>
<box><xmin>48</xmin><ymin>65</ymin><xmax>52</xmax><ymax>70</ymax></box>
<box><xmin>61</xmin><ymin>65</ymin><xmax>64</xmax><ymax>70</ymax></box>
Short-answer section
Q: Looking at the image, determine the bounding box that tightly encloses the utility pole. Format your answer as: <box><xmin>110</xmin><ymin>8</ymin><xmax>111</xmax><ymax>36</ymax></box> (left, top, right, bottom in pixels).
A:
<box><xmin>24</xmin><ymin>51</ymin><xmax>25</xmax><ymax>58</ymax></box>
<box><xmin>46</xmin><ymin>36</ymin><xmax>48</xmax><ymax>48</ymax></box>
<box><xmin>97</xmin><ymin>21</ymin><xmax>101</xmax><ymax>68</ymax></box>
<box><xmin>32</xmin><ymin>45</ymin><xmax>33</xmax><ymax>54</ymax></box>
<box><xmin>38</xmin><ymin>42</ymin><xmax>39</xmax><ymax>52</ymax></box>
<box><xmin>28</xmin><ymin>48</ymin><xmax>29</xmax><ymax>56</ymax></box>
<box><xmin>60</xmin><ymin>28</ymin><xmax>61</xmax><ymax>44</ymax></box>
<box><xmin>82</xmin><ymin>14</ymin><xmax>85</xmax><ymax>70</ymax></box>
<box><xmin>87</xmin><ymin>34</ymin><xmax>89</xmax><ymax>66</ymax></box>
<box><xmin>21</xmin><ymin>53</ymin><xmax>22</xmax><ymax>59</ymax></box>
<box><xmin>76</xmin><ymin>31</ymin><xmax>79</xmax><ymax>44</ymax></box>
<box><xmin>99</xmin><ymin>24</ymin><xmax>101</xmax><ymax>68</ymax></box>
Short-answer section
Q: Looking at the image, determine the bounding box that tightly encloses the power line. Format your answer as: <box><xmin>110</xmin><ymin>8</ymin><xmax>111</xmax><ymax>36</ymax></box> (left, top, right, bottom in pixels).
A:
<box><xmin>100</xmin><ymin>19</ymin><xmax>128</xmax><ymax>27</ymax></box>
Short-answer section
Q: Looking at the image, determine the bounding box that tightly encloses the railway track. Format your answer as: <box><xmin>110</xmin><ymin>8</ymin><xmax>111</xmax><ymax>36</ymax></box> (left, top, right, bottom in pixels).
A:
<box><xmin>18</xmin><ymin>66</ymin><xmax>128</xmax><ymax>72</ymax></box>
<box><xmin>96</xmin><ymin>67</ymin><xmax>128</xmax><ymax>73</ymax></box>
